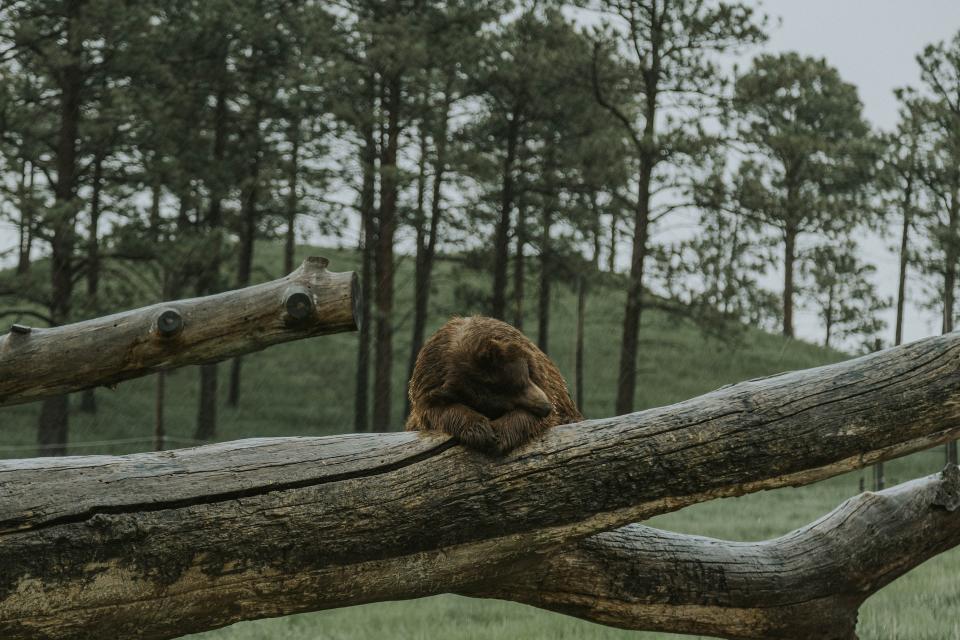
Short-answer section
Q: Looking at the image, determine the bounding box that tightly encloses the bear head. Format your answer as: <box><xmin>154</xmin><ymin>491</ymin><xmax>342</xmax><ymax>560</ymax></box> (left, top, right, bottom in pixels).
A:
<box><xmin>434</xmin><ymin>337</ymin><xmax>553</xmax><ymax>421</ymax></box>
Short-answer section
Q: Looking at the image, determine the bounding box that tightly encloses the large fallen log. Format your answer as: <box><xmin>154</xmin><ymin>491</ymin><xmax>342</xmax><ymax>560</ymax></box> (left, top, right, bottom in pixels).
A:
<box><xmin>0</xmin><ymin>257</ymin><xmax>359</xmax><ymax>407</ymax></box>
<box><xmin>2</xmin><ymin>332</ymin><xmax>960</xmax><ymax>638</ymax></box>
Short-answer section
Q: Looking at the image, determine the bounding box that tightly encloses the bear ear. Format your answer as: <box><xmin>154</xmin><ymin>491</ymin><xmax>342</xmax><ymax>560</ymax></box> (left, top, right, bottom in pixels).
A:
<box><xmin>501</xmin><ymin>341</ymin><xmax>523</xmax><ymax>360</ymax></box>
<box><xmin>476</xmin><ymin>339</ymin><xmax>522</xmax><ymax>366</ymax></box>
<box><xmin>476</xmin><ymin>338</ymin><xmax>507</xmax><ymax>366</ymax></box>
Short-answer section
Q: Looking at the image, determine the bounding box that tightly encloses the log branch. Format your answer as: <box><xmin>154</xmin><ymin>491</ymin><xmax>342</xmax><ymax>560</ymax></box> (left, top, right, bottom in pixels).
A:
<box><xmin>0</xmin><ymin>257</ymin><xmax>360</xmax><ymax>406</ymax></box>
<box><xmin>3</xmin><ymin>332</ymin><xmax>960</xmax><ymax>638</ymax></box>
<box><xmin>483</xmin><ymin>465</ymin><xmax>960</xmax><ymax>640</ymax></box>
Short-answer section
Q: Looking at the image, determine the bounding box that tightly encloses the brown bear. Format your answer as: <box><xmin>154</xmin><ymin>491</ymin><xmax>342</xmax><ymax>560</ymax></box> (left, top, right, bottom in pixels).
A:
<box><xmin>405</xmin><ymin>315</ymin><xmax>583</xmax><ymax>454</ymax></box>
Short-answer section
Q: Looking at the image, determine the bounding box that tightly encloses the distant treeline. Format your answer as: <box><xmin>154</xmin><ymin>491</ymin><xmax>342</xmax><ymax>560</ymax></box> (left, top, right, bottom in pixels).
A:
<box><xmin>1</xmin><ymin>1</ymin><xmax>958</xmax><ymax>456</ymax></box>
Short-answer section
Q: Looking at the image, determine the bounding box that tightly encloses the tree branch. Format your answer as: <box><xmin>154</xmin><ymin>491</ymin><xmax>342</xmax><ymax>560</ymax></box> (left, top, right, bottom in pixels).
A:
<box><xmin>485</xmin><ymin>465</ymin><xmax>960</xmax><ymax>640</ymax></box>
<box><xmin>591</xmin><ymin>40</ymin><xmax>643</xmax><ymax>152</ymax></box>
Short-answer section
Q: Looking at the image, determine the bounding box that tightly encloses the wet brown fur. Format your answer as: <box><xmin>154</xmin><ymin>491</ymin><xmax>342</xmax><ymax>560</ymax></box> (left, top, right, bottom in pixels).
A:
<box><xmin>405</xmin><ymin>316</ymin><xmax>583</xmax><ymax>454</ymax></box>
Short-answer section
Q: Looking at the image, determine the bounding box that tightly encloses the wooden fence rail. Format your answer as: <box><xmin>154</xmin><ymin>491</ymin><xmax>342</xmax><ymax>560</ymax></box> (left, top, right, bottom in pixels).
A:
<box><xmin>0</xmin><ymin>257</ymin><xmax>359</xmax><ymax>407</ymax></box>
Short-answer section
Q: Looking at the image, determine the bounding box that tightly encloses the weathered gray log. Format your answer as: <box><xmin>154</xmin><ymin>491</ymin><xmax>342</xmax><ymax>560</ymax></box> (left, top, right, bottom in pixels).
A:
<box><xmin>3</xmin><ymin>331</ymin><xmax>960</xmax><ymax>639</ymax></box>
<box><xmin>483</xmin><ymin>465</ymin><xmax>960</xmax><ymax>640</ymax></box>
<box><xmin>0</xmin><ymin>257</ymin><xmax>359</xmax><ymax>407</ymax></box>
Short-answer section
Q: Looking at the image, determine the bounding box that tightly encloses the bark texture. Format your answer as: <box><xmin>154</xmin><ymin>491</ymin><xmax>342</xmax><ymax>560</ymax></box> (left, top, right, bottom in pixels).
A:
<box><xmin>3</xmin><ymin>332</ymin><xmax>960</xmax><ymax>639</ymax></box>
<box><xmin>0</xmin><ymin>258</ymin><xmax>359</xmax><ymax>407</ymax></box>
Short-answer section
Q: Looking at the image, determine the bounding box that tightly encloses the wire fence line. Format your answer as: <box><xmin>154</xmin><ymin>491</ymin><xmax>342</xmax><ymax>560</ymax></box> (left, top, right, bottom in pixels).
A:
<box><xmin>1</xmin><ymin>435</ymin><xmax>207</xmax><ymax>454</ymax></box>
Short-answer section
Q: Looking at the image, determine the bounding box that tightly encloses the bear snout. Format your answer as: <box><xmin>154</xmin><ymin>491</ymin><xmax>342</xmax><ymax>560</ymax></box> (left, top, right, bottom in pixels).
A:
<box><xmin>519</xmin><ymin>384</ymin><xmax>553</xmax><ymax>418</ymax></box>
<box><xmin>528</xmin><ymin>400</ymin><xmax>553</xmax><ymax>418</ymax></box>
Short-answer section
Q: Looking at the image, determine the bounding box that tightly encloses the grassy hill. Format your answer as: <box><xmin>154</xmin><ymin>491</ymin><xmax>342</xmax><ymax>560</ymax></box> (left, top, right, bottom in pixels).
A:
<box><xmin>0</xmin><ymin>243</ymin><xmax>954</xmax><ymax>639</ymax></box>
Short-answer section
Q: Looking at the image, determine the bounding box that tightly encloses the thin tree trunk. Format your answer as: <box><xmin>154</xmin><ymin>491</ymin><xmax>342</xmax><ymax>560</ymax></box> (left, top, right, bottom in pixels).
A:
<box><xmin>227</xmin><ymin>355</ymin><xmax>243</xmax><ymax>412</ymax></box>
<box><xmin>513</xmin><ymin>196</ymin><xmax>526</xmax><ymax>329</ymax></box>
<box><xmin>37</xmin><ymin>395</ymin><xmax>69</xmax><ymax>456</ymax></box>
<box><xmin>16</xmin><ymin>160</ymin><xmax>33</xmax><ymax>274</ymax></box>
<box><xmin>608</xmin><ymin>208</ymin><xmax>618</xmax><ymax>273</ymax></box>
<box><xmin>944</xmin><ymin>265</ymin><xmax>955</xmax><ymax>335</ymax></box>
<box><xmin>155</xmin><ymin>371</ymin><xmax>166</xmax><ymax>451</ymax></box>
<box><xmin>783</xmin><ymin>224</ymin><xmax>797</xmax><ymax>339</ymax></box>
<box><xmin>80</xmin><ymin>153</ymin><xmax>105</xmax><ymax>414</ymax></box>
<box><xmin>613</xmin><ymin>39</ymin><xmax>662</xmax><ymax>416</ymax></box>
<box><xmin>729</xmin><ymin>214</ymin><xmax>747</xmax><ymax>316</ymax></box>
<box><xmin>824</xmin><ymin>284</ymin><xmax>834</xmax><ymax>350</ymax></box>
<box><xmin>894</xmin><ymin>183</ymin><xmax>912</xmax><ymax>347</ymax></box>
<box><xmin>590</xmin><ymin>192</ymin><xmax>602</xmax><ymax>268</ymax></box>
<box><xmin>354</xmin><ymin>209</ymin><xmax>373</xmax><ymax>432</ymax></box>
<box><xmin>405</xmin><ymin>126</ymin><xmax>430</xmax><ymax>418</ymax></box>
<box><xmin>228</xmin><ymin>124</ymin><xmax>262</xmax><ymax>408</ymax></box>
<box><xmin>17</xmin><ymin>161</ymin><xmax>27</xmax><ymax>273</ymax></box>
<box><xmin>195</xmin><ymin>366</ymin><xmax>219</xmax><ymax>441</ymax></box>
<box><xmin>944</xmin><ymin>212</ymin><xmax>956</xmax><ymax>337</ymax></box>
<box><xmin>176</xmin><ymin>190</ymin><xmax>191</xmax><ymax>231</ymax></box>
<box><xmin>354</xmin><ymin>82</ymin><xmax>377</xmax><ymax>433</ymax></box>
<box><xmin>38</xmin><ymin>0</ymin><xmax>83</xmax><ymax>456</ymax></box>
<box><xmin>194</xmin><ymin>75</ymin><xmax>229</xmax><ymax>442</ymax></box>
<box><xmin>537</xmin><ymin>200</ymin><xmax>552</xmax><ymax>355</ymax></box>
<box><xmin>492</xmin><ymin>116</ymin><xmax>520</xmax><ymax>319</ymax></box>
<box><xmin>575</xmin><ymin>275</ymin><xmax>586</xmax><ymax>413</ymax></box>
<box><xmin>372</xmin><ymin>75</ymin><xmax>401</xmax><ymax>430</ymax></box>
<box><xmin>946</xmin><ymin>188</ymin><xmax>959</xmax><ymax>466</ymax></box>
<box><xmin>880</xmin><ymin>183</ymin><xmax>914</xmax><ymax>491</ymax></box>
<box><xmin>149</xmin><ymin>180</ymin><xmax>162</xmax><ymax>242</ymax></box>
<box><xmin>284</xmin><ymin>120</ymin><xmax>300</xmax><ymax>275</ymax></box>
<box><xmin>406</xmin><ymin>98</ymin><xmax>451</xmax><ymax>417</ymax></box>
<box><xmin>614</xmin><ymin>160</ymin><xmax>652</xmax><ymax>415</ymax></box>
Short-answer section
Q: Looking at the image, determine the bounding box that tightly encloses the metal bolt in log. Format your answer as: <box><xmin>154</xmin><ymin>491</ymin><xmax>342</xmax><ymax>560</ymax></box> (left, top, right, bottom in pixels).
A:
<box><xmin>283</xmin><ymin>286</ymin><xmax>314</xmax><ymax>322</ymax></box>
<box><xmin>154</xmin><ymin>309</ymin><xmax>183</xmax><ymax>338</ymax></box>
<box><xmin>0</xmin><ymin>257</ymin><xmax>360</xmax><ymax>407</ymax></box>
<box><xmin>9</xmin><ymin>324</ymin><xmax>30</xmax><ymax>335</ymax></box>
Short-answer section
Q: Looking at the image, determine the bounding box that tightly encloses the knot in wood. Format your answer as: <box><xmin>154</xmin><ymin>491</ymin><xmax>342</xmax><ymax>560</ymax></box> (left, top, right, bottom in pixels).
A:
<box><xmin>302</xmin><ymin>256</ymin><xmax>330</xmax><ymax>270</ymax></box>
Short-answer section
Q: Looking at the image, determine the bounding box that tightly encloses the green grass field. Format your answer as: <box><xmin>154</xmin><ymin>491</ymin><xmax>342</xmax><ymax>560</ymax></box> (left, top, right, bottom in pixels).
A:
<box><xmin>1</xmin><ymin>243</ymin><xmax>956</xmax><ymax>639</ymax></box>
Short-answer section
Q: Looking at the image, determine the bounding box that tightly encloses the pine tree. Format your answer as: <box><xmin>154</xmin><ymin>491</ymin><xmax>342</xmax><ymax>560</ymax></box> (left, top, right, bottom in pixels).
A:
<box><xmin>803</xmin><ymin>240</ymin><xmax>889</xmax><ymax>351</ymax></box>
<box><xmin>732</xmin><ymin>53</ymin><xmax>878</xmax><ymax>339</ymax></box>
<box><xmin>588</xmin><ymin>0</ymin><xmax>767</xmax><ymax>414</ymax></box>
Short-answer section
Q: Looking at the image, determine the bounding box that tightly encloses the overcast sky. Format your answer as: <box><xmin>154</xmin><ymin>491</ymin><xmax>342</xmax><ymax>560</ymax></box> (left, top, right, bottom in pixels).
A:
<box><xmin>2</xmin><ymin>1</ymin><xmax>960</xmax><ymax>348</ymax></box>
<box><xmin>749</xmin><ymin>0</ymin><xmax>960</xmax><ymax>345</ymax></box>
<box><xmin>762</xmin><ymin>0</ymin><xmax>960</xmax><ymax>130</ymax></box>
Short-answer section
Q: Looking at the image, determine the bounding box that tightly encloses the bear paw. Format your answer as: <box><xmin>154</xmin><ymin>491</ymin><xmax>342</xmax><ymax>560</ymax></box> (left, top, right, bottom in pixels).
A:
<box><xmin>457</xmin><ymin>417</ymin><xmax>501</xmax><ymax>454</ymax></box>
